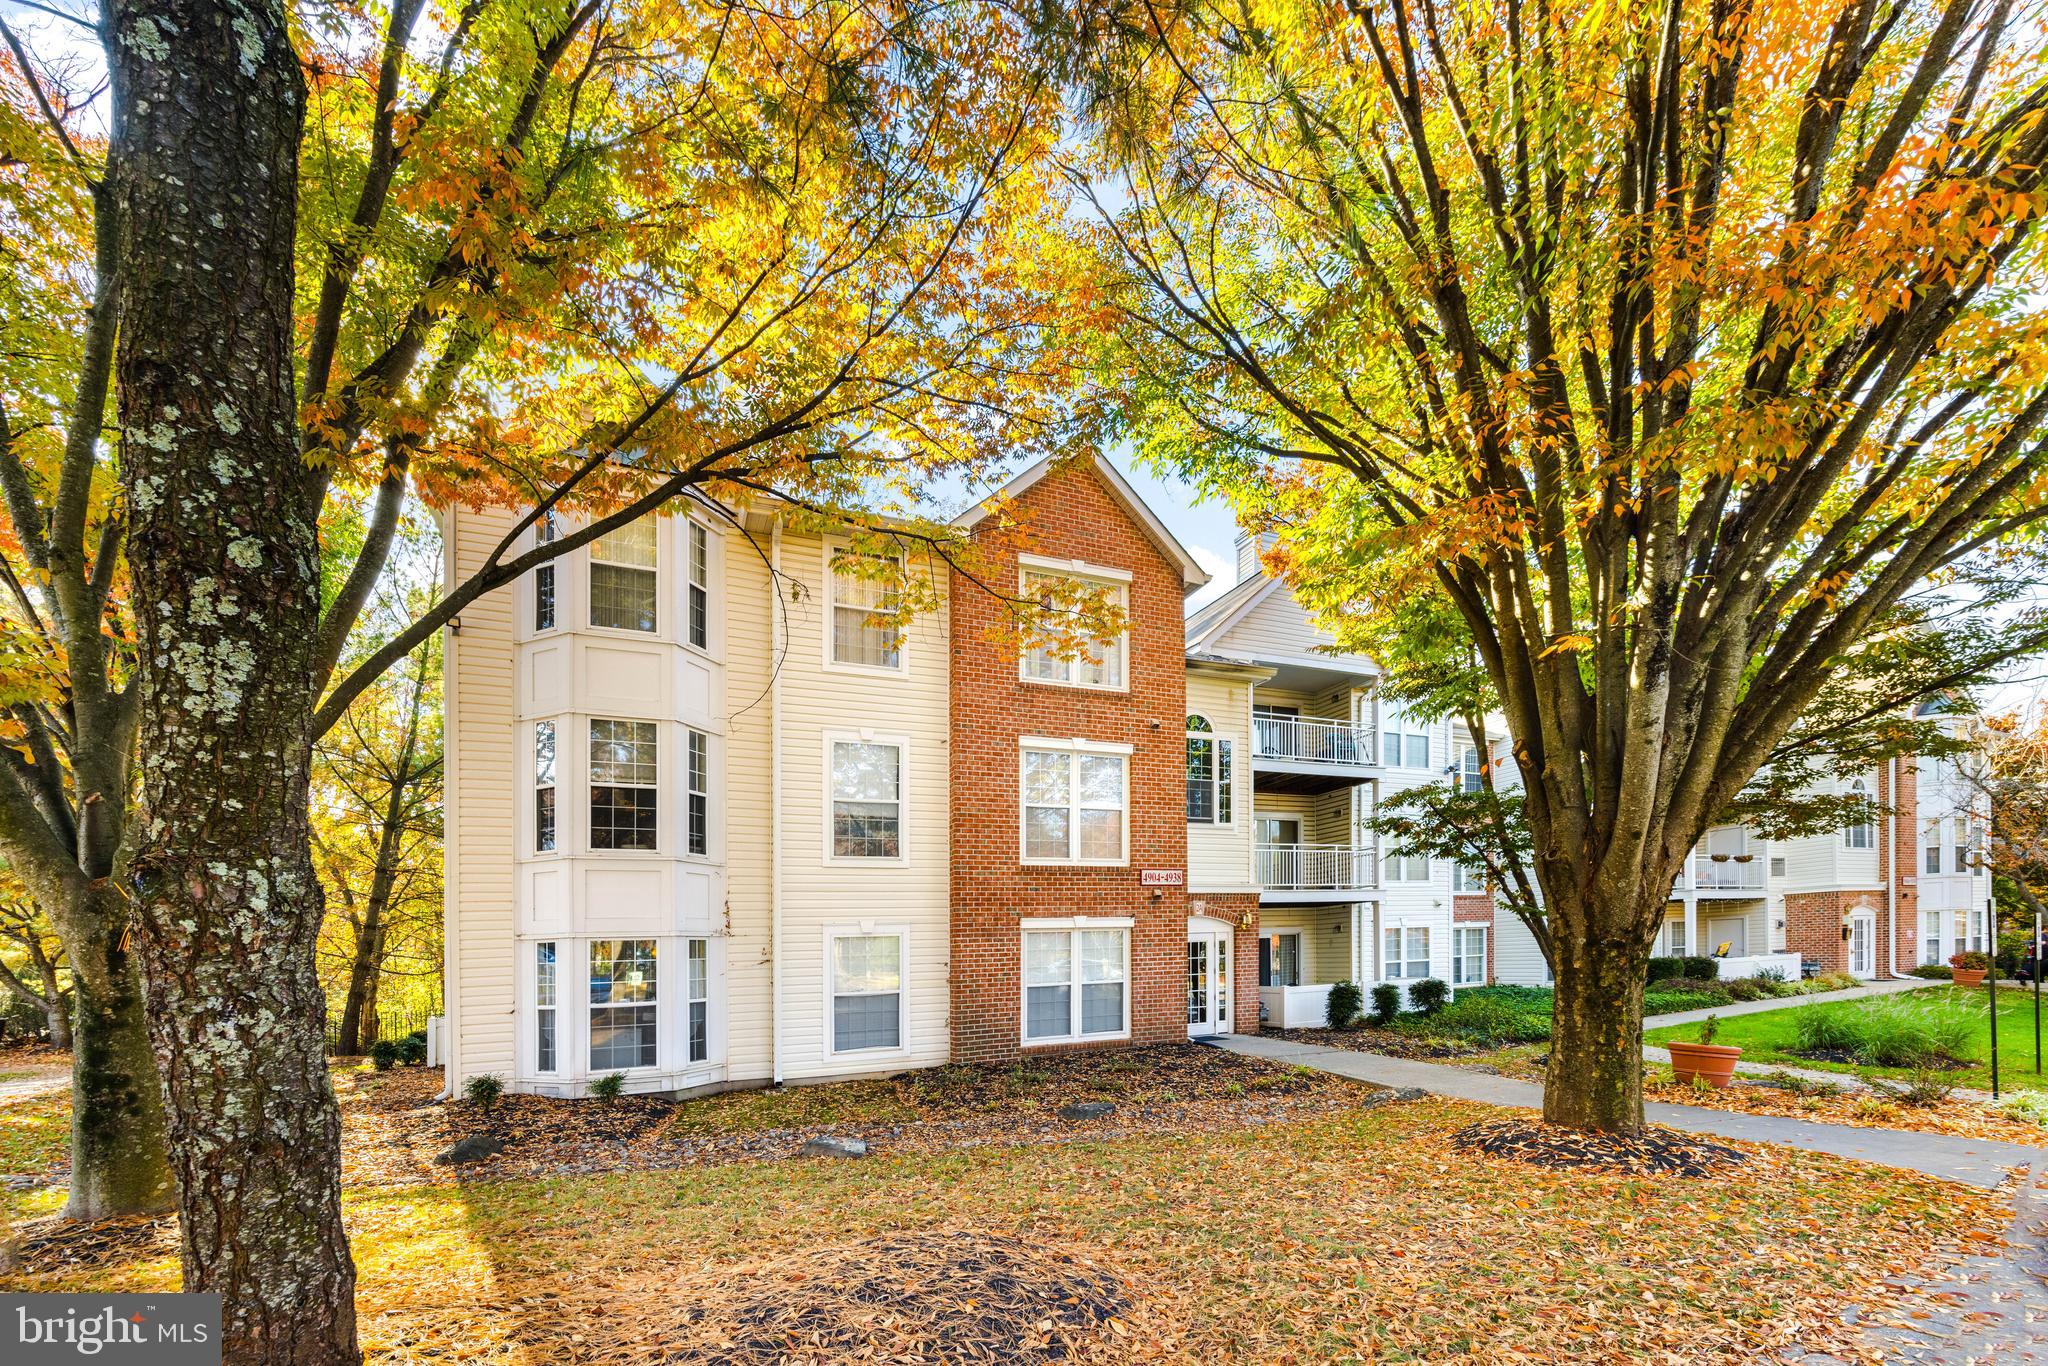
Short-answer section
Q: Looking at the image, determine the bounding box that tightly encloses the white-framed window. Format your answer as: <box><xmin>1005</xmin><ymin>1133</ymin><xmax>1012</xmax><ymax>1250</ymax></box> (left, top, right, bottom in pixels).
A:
<box><xmin>1957</xmin><ymin>820</ymin><xmax>1978</xmax><ymax>875</ymax></box>
<box><xmin>534</xmin><ymin>941</ymin><xmax>558</xmax><ymax>1073</ymax></box>
<box><xmin>685</xmin><ymin>729</ymin><xmax>709</xmax><ymax>856</ymax></box>
<box><xmin>1384</xmin><ymin>712</ymin><xmax>1430</xmax><ymax>769</ymax></box>
<box><xmin>1382</xmin><ymin>925</ymin><xmax>1431</xmax><ymax>980</ymax></box>
<box><xmin>1020</xmin><ymin>565</ymin><xmax>1127</xmax><ymax>691</ymax></box>
<box><xmin>1770</xmin><ymin>854</ymin><xmax>1788</xmax><ymax>878</ymax></box>
<box><xmin>1451</xmin><ymin>863</ymin><xmax>1484</xmax><ymax>893</ymax></box>
<box><xmin>1184</xmin><ymin>715</ymin><xmax>1233</xmax><ymax>824</ymax></box>
<box><xmin>827</xmin><ymin>545</ymin><xmax>904</xmax><ymax>672</ymax></box>
<box><xmin>1920</xmin><ymin>910</ymin><xmax>1945</xmax><ymax>967</ymax></box>
<box><xmin>1664</xmin><ymin>919</ymin><xmax>1687</xmax><ymax>956</ymax></box>
<box><xmin>590</xmin><ymin>719</ymin><xmax>658</xmax><ymax>851</ymax></box>
<box><xmin>534</xmin><ymin>510</ymin><xmax>559</xmax><ymax>632</ymax></box>
<box><xmin>1844</xmin><ymin>778</ymin><xmax>1875</xmax><ymax>849</ymax></box>
<box><xmin>1021</xmin><ymin>739</ymin><xmax>1129</xmax><ymax>865</ymax></box>
<box><xmin>1925</xmin><ymin>820</ymin><xmax>1943</xmax><ymax>874</ymax></box>
<box><xmin>828</xmin><ymin>931</ymin><xmax>904</xmax><ymax>1054</ymax></box>
<box><xmin>1452</xmin><ymin>926</ymin><xmax>1487</xmax><ymax>986</ymax></box>
<box><xmin>534</xmin><ymin>720</ymin><xmax>557</xmax><ymax>853</ymax></box>
<box><xmin>589</xmin><ymin>939</ymin><xmax>657</xmax><ymax>1071</ymax></box>
<box><xmin>686</xmin><ymin>519</ymin><xmax>708</xmax><ymax>649</ymax></box>
<box><xmin>686</xmin><ymin>938</ymin><xmax>709</xmax><ymax>1063</ymax></box>
<box><xmin>1022</xmin><ymin>924</ymin><xmax>1130</xmax><ymax>1043</ymax></box>
<box><xmin>1456</xmin><ymin>743</ymin><xmax>1484</xmax><ymax>793</ymax></box>
<box><xmin>829</xmin><ymin>737</ymin><xmax>904</xmax><ymax>861</ymax></box>
<box><xmin>589</xmin><ymin>519</ymin><xmax>659</xmax><ymax>632</ymax></box>
<box><xmin>1968</xmin><ymin>904</ymin><xmax>1990</xmax><ymax>953</ymax></box>
<box><xmin>1260</xmin><ymin>930</ymin><xmax>1302</xmax><ymax>987</ymax></box>
<box><xmin>1383</xmin><ymin>849</ymin><xmax>1431</xmax><ymax>883</ymax></box>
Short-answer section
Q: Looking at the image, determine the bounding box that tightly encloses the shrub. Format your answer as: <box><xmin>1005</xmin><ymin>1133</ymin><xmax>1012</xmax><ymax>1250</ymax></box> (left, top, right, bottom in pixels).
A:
<box><xmin>1725</xmin><ymin>978</ymin><xmax>1767</xmax><ymax>1002</ymax></box>
<box><xmin>396</xmin><ymin>1031</ymin><xmax>428</xmax><ymax>1065</ymax></box>
<box><xmin>1434</xmin><ymin>994</ymin><xmax>1550</xmax><ymax>1045</ymax></box>
<box><xmin>1370</xmin><ymin>982</ymin><xmax>1402</xmax><ymax>1025</ymax></box>
<box><xmin>1865</xmin><ymin>1069</ymin><xmax>1958</xmax><ymax>1108</ymax></box>
<box><xmin>464</xmin><ymin>1073</ymin><xmax>505</xmax><ymax>1112</ymax></box>
<box><xmin>1648</xmin><ymin>976</ymin><xmax>1730</xmax><ymax>1005</ymax></box>
<box><xmin>1811</xmin><ymin>970</ymin><xmax>1862</xmax><ymax>991</ymax></box>
<box><xmin>1681</xmin><ymin>956</ymin><xmax>1718</xmax><ymax>982</ymax></box>
<box><xmin>1796</xmin><ymin>996</ymin><xmax>1976</xmax><ymax>1067</ymax></box>
<box><xmin>367</xmin><ymin>1039</ymin><xmax>400</xmax><ymax>1071</ymax></box>
<box><xmin>2001</xmin><ymin>1091</ymin><xmax>2048</xmax><ymax>1128</ymax></box>
<box><xmin>1409</xmin><ymin>978</ymin><xmax>1450</xmax><ymax>1015</ymax></box>
<box><xmin>1754</xmin><ymin>966</ymin><xmax>1789</xmax><ymax>985</ymax></box>
<box><xmin>1948</xmin><ymin>951</ymin><xmax>1990</xmax><ymax>972</ymax></box>
<box><xmin>1326</xmin><ymin>980</ymin><xmax>1363</xmax><ymax>1029</ymax></box>
<box><xmin>589</xmin><ymin>1072</ymin><xmax>627</xmax><ymax>1104</ymax></box>
<box><xmin>1906</xmin><ymin>964</ymin><xmax>1954</xmax><ymax>980</ymax></box>
<box><xmin>1697</xmin><ymin>1013</ymin><xmax>1722</xmax><ymax>1046</ymax></box>
<box><xmin>1645</xmin><ymin>956</ymin><xmax>1684</xmax><ymax>984</ymax></box>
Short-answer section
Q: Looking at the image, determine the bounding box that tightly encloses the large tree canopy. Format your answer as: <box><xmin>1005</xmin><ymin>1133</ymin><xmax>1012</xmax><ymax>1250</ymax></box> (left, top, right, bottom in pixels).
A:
<box><xmin>1073</xmin><ymin>0</ymin><xmax>2048</xmax><ymax>1130</ymax></box>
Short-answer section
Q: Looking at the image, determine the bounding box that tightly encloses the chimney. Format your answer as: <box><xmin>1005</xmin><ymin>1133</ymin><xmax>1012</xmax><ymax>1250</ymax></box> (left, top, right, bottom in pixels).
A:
<box><xmin>1234</xmin><ymin>530</ymin><xmax>1278</xmax><ymax>581</ymax></box>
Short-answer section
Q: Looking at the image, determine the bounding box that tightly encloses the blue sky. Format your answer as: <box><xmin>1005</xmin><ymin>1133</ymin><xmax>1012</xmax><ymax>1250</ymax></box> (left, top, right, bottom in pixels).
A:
<box><xmin>1103</xmin><ymin>450</ymin><xmax>1244</xmax><ymax>610</ymax></box>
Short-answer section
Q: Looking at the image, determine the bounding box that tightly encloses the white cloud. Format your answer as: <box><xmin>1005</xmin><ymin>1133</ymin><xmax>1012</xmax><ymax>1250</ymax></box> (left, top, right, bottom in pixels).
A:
<box><xmin>1185</xmin><ymin>545</ymin><xmax>1234</xmax><ymax>613</ymax></box>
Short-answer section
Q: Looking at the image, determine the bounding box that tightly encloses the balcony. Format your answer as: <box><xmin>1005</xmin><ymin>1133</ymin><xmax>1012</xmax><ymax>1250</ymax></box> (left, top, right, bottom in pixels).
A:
<box><xmin>1257</xmin><ymin>841</ymin><xmax>1379</xmax><ymax>899</ymax></box>
<box><xmin>1676</xmin><ymin>851</ymin><xmax>1766</xmax><ymax>895</ymax></box>
<box><xmin>1251</xmin><ymin>715</ymin><xmax>1378</xmax><ymax>793</ymax></box>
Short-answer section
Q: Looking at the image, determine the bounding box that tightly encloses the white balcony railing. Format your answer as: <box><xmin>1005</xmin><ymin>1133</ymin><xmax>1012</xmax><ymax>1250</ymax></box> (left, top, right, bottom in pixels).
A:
<box><xmin>1674</xmin><ymin>849</ymin><xmax>1767</xmax><ymax>892</ymax></box>
<box><xmin>1252</xmin><ymin>715</ymin><xmax>1377</xmax><ymax>767</ymax></box>
<box><xmin>1257</xmin><ymin>841</ymin><xmax>1380</xmax><ymax>891</ymax></box>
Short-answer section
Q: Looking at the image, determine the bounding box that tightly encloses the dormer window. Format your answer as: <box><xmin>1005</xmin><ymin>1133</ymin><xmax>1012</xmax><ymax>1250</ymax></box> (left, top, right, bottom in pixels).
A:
<box><xmin>590</xmin><ymin>520</ymin><xmax>658</xmax><ymax>632</ymax></box>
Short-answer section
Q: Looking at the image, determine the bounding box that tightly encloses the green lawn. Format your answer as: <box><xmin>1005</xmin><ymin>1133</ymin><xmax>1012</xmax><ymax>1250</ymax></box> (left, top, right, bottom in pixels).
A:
<box><xmin>1646</xmin><ymin>984</ymin><xmax>2048</xmax><ymax>1093</ymax></box>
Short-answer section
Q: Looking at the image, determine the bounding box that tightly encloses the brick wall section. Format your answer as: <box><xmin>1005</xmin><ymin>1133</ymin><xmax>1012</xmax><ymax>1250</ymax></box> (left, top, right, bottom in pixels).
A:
<box><xmin>1781</xmin><ymin>759</ymin><xmax>1919</xmax><ymax>977</ymax></box>
<box><xmin>948</xmin><ymin>461</ymin><xmax>1197</xmax><ymax>1062</ymax></box>
<box><xmin>1194</xmin><ymin>891</ymin><xmax>1262</xmax><ymax>1031</ymax></box>
<box><xmin>1453</xmin><ymin>893</ymin><xmax>1495</xmax><ymax>984</ymax></box>
<box><xmin>1784</xmin><ymin>891</ymin><xmax>1859</xmax><ymax>974</ymax></box>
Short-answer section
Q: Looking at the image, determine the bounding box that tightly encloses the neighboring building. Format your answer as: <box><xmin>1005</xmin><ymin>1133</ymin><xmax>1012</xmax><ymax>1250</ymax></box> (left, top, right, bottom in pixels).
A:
<box><xmin>1486</xmin><ymin>699</ymin><xmax>1995</xmax><ymax>986</ymax></box>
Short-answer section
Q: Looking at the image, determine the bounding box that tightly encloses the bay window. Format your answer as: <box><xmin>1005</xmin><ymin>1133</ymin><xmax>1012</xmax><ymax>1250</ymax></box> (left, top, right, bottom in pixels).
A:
<box><xmin>1383</xmin><ymin>925</ymin><xmax>1431</xmax><ymax>981</ymax></box>
<box><xmin>534</xmin><ymin>942</ymin><xmax>557</xmax><ymax>1072</ymax></box>
<box><xmin>1925</xmin><ymin>820</ymin><xmax>1943</xmax><ymax>874</ymax></box>
<box><xmin>830</xmin><ymin>738</ymin><xmax>903</xmax><ymax>859</ymax></box>
<box><xmin>1021</xmin><ymin>741</ymin><xmax>1128</xmax><ymax>864</ymax></box>
<box><xmin>590</xmin><ymin>519</ymin><xmax>658</xmax><ymax>632</ymax></box>
<box><xmin>534</xmin><ymin>510</ymin><xmax>559</xmax><ymax>632</ymax></box>
<box><xmin>1844</xmin><ymin>779</ymin><xmax>1875</xmax><ymax>849</ymax></box>
<box><xmin>1021</xmin><ymin>568</ymin><xmax>1126</xmax><ymax>689</ymax></box>
<box><xmin>589</xmin><ymin>939</ymin><xmax>657</xmax><ymax>1071</ymax></box>
<box><xmin>829</xmin><ymin>932</ymin><xmax>904</xmax><ymax>1053</ymax></box>
<box><xmin>1185</xmin><ymin>715</ymin><xmax>1233</xmax><ymax>824</ymax></box>
<box><xmin>686</xmin><ymin>729</ymin><xmax>708</xmax><ymax>856</ymax></box>
<box><xmin>829</xmin><ymin>548</ymin><xmax>904</xmax><ymax>670</ymax></box>
<box><xmin>1384</xmin><ymin>850</ymin><xmax>1431</xmax><ymax>883</ymax></box>
<box><xmin>534</xmin><ymin>720</ymin><xmax>557</xmax><ymax>853</ymax></box>
<box><xmin>1383</xmin><ymin>713</ymin><xmax>1430</xmax><ymax>769</ymax></box>
<box><xmin>590</xmin><ymin>719</ymin><xmax>658</xmax><ymax>850</ymax></box>
<box><xmin>687</xmin><ymin>939</ymin><xmax>709</xmax><ymax>1063</ymax></box>
<box><xmin>686</xmin><ymin>520</ymin><xmax>708</xmax><ymax>648</ymax></box>
<box><xmin>1023</xmin><ymin>926</ymin><xmax>1129</xmax><ymax>1043</ymax></box>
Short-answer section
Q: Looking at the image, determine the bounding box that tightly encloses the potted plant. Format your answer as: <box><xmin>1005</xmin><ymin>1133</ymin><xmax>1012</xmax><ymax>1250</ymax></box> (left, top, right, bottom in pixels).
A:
<box><xmin>1667</xmin><ymin>1013</ymin><xmax>1743</xmax><ymax>1089</ymax></box>
<box><xmin>1949</xmin><ymin>951</ymin><xmax>1990</xmax><ymax>989</ymax></box>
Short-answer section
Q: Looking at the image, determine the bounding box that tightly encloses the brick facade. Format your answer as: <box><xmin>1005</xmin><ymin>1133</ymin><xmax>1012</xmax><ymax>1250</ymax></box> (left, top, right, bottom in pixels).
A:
<box><xmin>948</xmin><ymin>460</ymin><xmax>1208</xmax><ymax>1061</ymax></box>
<box><xmin>1781</xmin><ymin>759</ymin><xmax>1916</xmax><ymax>976</ymax></box>
<box><xmin>1453</xmin><ymin>893</ymin><xmax>1496</xmax><ymax>984</ymax></box>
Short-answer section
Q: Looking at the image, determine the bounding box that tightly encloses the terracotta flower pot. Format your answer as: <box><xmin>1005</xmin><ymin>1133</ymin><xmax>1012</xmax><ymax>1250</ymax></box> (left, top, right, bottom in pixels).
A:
<box><xmin>1668</xmin><ymin>1040</ymin><xmax>1743</xmax><ymax>1089</ymax></box>
<box><xmin>1951</xmin><ymin>968</ymin><xmax>1986</xmax><ymax>988</ymax></box>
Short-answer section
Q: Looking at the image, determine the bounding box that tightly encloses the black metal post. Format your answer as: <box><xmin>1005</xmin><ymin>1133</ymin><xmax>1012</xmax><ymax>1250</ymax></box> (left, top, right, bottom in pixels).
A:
<box><xmin>2034</xmin><ymin>908</ymin><xmax>2041</xmax><ymax>1075</ymax></box>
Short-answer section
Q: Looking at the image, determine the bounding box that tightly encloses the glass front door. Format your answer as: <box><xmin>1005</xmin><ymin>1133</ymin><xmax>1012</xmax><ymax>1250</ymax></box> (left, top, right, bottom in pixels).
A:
<box><xmin>1849</xmin><ymin>913</ymin><xmax>1875</xmax><ymax>977</ymax></box>
<box><xmin>1187</xmin><ymin>931</ymin><xmax>1231</xmax><ymax>1036</ymax></box>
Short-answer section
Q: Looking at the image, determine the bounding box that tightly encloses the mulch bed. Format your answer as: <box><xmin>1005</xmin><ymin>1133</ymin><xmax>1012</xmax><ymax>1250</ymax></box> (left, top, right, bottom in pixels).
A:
<box><xmin>1266</xmin><ymin>1026</ymin><xmax>1478</xmax><ymax>1060</ymax></box>
<box><xmin>11</xmin><ymin>1213</ymin><xmax>179</xmax><ymax>1276</ymax></box>
<box><xmin>1644</xmin><ymin>1074</ymin><xmax>2048</xmax><ymax>1148</ymax></box>
<box><xmin>633</xmin><ymin>1229</ymin><xmax>1140</xmax><ymax>1364</ymax></box>
<box><xmin>340</xmin><ymin>1045</ymin><xmax>1378</xmax><ymax>1187</ymax></box>
<box><xmin>1793</xmin><ymin>1047</ymin><xmax>1971</xmax><ymax>1072</ymax></box>
<box><xmin>1450</xmin><ymin>1117</ymin><xmax>1750</xmax><ymax>1177</ymax></box>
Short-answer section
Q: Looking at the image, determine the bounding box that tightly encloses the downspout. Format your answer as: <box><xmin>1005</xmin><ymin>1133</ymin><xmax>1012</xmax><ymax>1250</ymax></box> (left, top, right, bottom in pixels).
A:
<box><xmin>769</xmin><ymin>520</ymin><xmax>785</xmax><ymax>1086</ymax></box>
<box><xmin>436</xmin><ymin>504</ymin><xmax>460</xmax><ymax>1101</ymax></box>
<box><xmin>1885</xmin><ymin>755</ymin><xmax>1899</xmax><ymax>980</ymax></box>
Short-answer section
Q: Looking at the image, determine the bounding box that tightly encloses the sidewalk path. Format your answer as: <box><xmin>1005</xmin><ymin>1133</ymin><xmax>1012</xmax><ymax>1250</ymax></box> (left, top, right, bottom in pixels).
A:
<box><xmin>1643</xmin><ymin>976</ymin><xmax>1928</xmax><ymax>1030</ymax></box>
<box><xmin>0</xmin><ymin>1066</ymin><xmax>68</xmax><ymax>1106</ymax></box>
<box><xmin>1219</xmin><ymin>1031</ymin><xmax>2038</xmax><ymax>1187</ymax></box>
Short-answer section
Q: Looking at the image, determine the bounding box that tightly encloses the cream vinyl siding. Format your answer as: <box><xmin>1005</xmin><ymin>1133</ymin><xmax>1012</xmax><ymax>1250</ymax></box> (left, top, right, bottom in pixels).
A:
<box><xmin>1257</xmin><ymin>907</ymin><xmax>1356</xmax><ymax>984</ymax></box>
<box><xmin>1208</xmin><ymin>582</ymin><xmax>1378</xmax><ymax>675</ymax></box>
<box><xmin>724</xmin><ymin>528</ymin><xmax>953</xmax><ymax>1083</ymax></box>
<box><xmin>1493</xmin><ymin>908</ymin><xmax>1552</xmax><ymax>985</ymax></box>
<box><xmin>444</xmin><ymin>505</ymin><xmax>519</xmax><ymax>1084</ymax></box>
<box><xmin>1186</xmin><ymin>669</ymin><xmax>1253</xmax><ymax>890</ymax></box>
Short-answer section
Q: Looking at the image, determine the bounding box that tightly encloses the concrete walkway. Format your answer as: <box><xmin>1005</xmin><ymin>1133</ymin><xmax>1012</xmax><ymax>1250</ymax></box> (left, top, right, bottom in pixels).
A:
<box><xmin>1220</xmin><ymin>1032</ymin><xmax>2039</xmax><ymax>1187</ymax></box>
<box><xmin>1642</xmin><ymin>976</ymin><xmax>1929</xmax><ymax>1029</ymax></box>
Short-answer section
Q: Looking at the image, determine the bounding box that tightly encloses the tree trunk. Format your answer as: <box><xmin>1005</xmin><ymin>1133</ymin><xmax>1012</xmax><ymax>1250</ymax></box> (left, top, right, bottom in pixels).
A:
<box><xmin>335</xmin><ymin>903</ymin><xmax>383</xmax><ymax>1057</ymax></box>
<box><xmin>108</xmin><ymin>2</ymin><xmax>357</xmax><ymax>1363</ymax></box>
<box><xmin>35</xmin><ymin>953</ymin><xmax>71</xmax><ymax>1051</ymax></box>
<box><xmin>1542</xmin><ymin>924</ymin><xmax>1650</xmax><ymax>1133</ymax></box>
<box><xmin>63</xmin><ymin>907</ymin><xmax>171</xmax><ymax>1220</ymax></box>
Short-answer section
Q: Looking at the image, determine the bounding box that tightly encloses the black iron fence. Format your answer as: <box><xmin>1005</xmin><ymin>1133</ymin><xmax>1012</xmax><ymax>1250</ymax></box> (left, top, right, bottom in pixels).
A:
<box><xmin>323</xmin><ymin>1006</ymin><xmax>433</xmax><ymax>1055</ymax></box>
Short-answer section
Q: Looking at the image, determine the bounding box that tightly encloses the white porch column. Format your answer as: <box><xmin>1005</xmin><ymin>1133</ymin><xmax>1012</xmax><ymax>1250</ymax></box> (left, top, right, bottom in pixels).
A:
<box><xmin>1354</xmin><ymin>902</ymin><xmax>1370</xmax><ymax>982</ymax></box>
<box><xmin>1682</xmin><ymin>896</ymin><xmax>1698</xmax><ymax>959</ymax></box>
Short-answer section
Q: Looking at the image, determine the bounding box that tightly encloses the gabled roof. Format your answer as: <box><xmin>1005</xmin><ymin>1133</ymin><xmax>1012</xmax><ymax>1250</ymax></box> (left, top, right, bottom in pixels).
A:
<box><xmin>1184</xmin><ymin>573</ymin><xmax>1284</xmax><ymax>652</ymax></box>
<box><xmin>952</xmin><ymin>453</ymin><xmax>1210</xmax><ymax>592</ymax></box>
